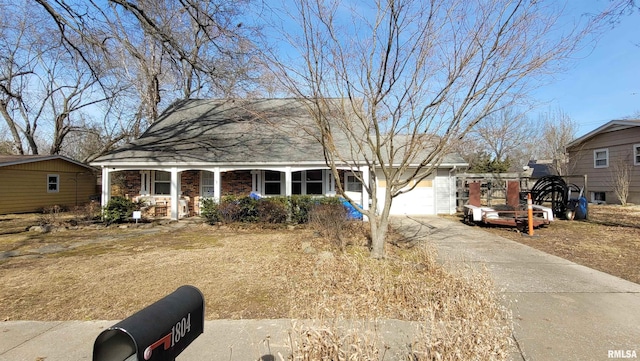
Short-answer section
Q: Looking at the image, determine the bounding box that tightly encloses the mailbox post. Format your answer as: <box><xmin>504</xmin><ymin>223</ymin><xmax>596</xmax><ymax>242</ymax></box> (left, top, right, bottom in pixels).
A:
<box><xmin>93</xmin><ymin>285</ymin><xmax>204</xmax><ymax>361</ymax></box>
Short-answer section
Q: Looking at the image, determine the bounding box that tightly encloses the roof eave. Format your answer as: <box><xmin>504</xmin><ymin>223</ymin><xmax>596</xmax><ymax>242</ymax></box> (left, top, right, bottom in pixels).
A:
<box><xmin>567</xmin><ymin>119</ymin><xmax>640</xmax><ymax>149</ymax></box>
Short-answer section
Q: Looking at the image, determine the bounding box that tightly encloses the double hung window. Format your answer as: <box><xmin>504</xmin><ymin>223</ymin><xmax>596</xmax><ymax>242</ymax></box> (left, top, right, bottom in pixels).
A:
<box><xmin>47</xmin><ymin>174</ymin><xmax>59</xmax><ymax>193</ymax></box>
<box><xmin>154</xmin><ymin>171</ymin><xmax>171</xmax><ymax>195</ymax></box>
<box><xmin>594</xmin><ymin>149</ymin><xmax>609</xmax><ymax>168</ymax></box>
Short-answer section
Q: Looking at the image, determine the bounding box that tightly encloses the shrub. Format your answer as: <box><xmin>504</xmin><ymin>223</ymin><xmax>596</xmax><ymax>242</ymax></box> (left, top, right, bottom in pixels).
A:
<box><xmin>218</xmin><ymin>196</ymin><xmax>242</xmax><ymax>223</ymax></box>
<box><xmin>290</xmin><ymin>195</ymin><xmax>315</xmax><ymax>224</ymax></box>
<box><xmin>257</xmin><ymin>199</ymin><xmax>288</xmax><ymax>223</ymax></box>
<box><xmin>237</xmin><ymin>196</ymin><xmax>259</xmax><ymax>222</ymax></box>
<box><xmin>290</xmin><ymin>195</ymin><xmax>342</xmax><ymax>224</ymax></box>
<box><xmin>103</xmin><ymin>197</ymin><xmax>140</xmax><ymax>225</ymax></box>
<box><xmin>204</xmin><ymin>195</ymin><xmax>347</xmax><ymax>226</ymax></box>
<box><xmin>71</xmin><ymin>201</ymin><xmax>102</xmax><ymax>225</ymax></box>
<box><xmin>200</xmin><ymin>198</ymin><xmax>221</xmax><ymax>225</ymax></box>
<box><xmin>38</xmin><ymin>205</ymin><xmax>65</xmax><ymax>227</ymax></box>
<box><xmin>309</xmin><ymin>203</ymin><xmax>350</xmax><ymax>250</ymax></box>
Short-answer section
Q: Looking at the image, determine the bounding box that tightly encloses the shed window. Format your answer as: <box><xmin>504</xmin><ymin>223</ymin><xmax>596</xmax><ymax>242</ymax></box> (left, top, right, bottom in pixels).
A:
<box><xmin>47</xmin><ymin>174</ymin><xmax>59</xmax><ymax>193</ymax></box>
<box><xmin>634</xmin><ymin>144</ymin><xmax>640</xmax><ymax>166</ymax></box>
<box><xmin>594</xmin><ymin>149</ymin><xmax>608</xmax><ymax>168</ymax></box>
<box><xmin>154</xmin><ymin>171</ymin><xmax>171</xmax><ymax>195</ymax></box>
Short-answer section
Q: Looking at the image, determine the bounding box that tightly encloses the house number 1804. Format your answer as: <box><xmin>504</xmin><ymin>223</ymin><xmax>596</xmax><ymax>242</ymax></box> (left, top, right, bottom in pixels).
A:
<box><xmin>171</xmin><ymin>313</ymin><xmax>191</xmax><ymax>346</ymax></box>
<box><xmin>144</xmin><ymin>313</ymin><xmax>192</xmax><ymax>360</ymax></box>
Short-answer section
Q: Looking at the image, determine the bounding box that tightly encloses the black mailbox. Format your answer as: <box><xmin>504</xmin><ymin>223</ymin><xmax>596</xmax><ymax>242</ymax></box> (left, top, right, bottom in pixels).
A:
<box><xmin>93</xmin><ymin>285</ymin><xmax>204</xmax><ymax>361</ymax></box>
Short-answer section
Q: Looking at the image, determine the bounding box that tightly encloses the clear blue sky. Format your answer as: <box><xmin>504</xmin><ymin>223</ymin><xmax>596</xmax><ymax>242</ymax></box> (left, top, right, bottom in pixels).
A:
<box><xmin>531</xmin><ymin>2</ymin><xmax>640</xmax><ymax>137</ymax></box>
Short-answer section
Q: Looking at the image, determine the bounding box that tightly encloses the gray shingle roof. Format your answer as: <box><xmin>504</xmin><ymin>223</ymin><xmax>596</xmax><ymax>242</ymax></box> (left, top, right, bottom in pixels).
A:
<box><xmin>92</xmin><ymin>98</ymin><xmax>467</xmax><ymax>167</ymax></box>
<box><xmin>93</xmin><ymin>98</ymin><xmax>329</xmax><ymax>165</ymax></box>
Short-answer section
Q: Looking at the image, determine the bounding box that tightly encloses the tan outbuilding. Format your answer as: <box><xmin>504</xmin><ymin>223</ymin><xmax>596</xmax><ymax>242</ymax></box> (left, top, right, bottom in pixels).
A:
<box><xmin>0</xmin><ymin>155</ymin><xmax>98</xmax><ymax>214</ymax></box>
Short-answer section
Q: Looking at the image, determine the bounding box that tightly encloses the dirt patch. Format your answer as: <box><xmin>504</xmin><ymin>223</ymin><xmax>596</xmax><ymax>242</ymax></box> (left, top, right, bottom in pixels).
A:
<box><xmin>454</xmin><ymin>204</ymin><xmax>640</xmax><ymax>284</ymax></box>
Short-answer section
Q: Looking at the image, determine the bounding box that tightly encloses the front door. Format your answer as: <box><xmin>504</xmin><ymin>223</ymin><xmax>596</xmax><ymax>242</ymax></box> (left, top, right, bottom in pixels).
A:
<box><xmin>201</xmin><ymin>171</ymin><xmax>215</xmax><ymax>198</ymax></box>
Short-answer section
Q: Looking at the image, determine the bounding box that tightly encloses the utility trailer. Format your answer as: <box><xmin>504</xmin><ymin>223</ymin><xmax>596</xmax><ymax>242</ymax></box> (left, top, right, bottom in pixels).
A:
<box><xmin>463</xmin><ymin>204</ymin><xmax>553</xmax><ymax>229</ymax></box>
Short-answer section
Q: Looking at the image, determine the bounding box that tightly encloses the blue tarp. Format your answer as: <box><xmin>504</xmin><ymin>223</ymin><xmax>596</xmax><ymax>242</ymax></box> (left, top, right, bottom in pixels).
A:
<box><xmin>249</xmin><ymin>192</ymin><xmax>262</xmax><ymax>200</ymax></box>
<box><xmin>341</xmin><ymin>198</ymin><xmax>363</xmax><ymax>220</ymax></box>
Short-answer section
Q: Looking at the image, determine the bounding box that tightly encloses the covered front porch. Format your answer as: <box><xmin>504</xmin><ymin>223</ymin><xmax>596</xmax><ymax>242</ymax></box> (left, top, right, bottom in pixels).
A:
<box><xmin>100</xmin><ymin>166</ymin><xmax>369</xmax><ymax>220</ymax></box>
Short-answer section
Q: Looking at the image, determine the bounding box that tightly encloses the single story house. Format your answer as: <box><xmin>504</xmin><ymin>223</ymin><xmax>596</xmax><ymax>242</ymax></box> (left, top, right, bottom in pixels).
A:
<box><xmin>567</xmin><ymin>119</ymin><xmax>640</xmax><ymax>204</ymax></box>
<box><xmin>0</xmin><ymin>155</ymin><xmax>98</xmax><ymax>214</ymax></box>
<box><xmin>90</xmin><ymin>98</ymin><xmax>467</xmax><ymax>220</ymax></box>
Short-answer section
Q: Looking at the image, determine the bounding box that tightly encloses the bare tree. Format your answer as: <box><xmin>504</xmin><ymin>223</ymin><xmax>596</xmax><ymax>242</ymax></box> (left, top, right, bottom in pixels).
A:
<box><xmin>35</xmin><ymin>0</ymin><xmax>263</xmax><ymax>125</ymax></box>
<box><xmin>1</xmin><ymin>0</ymin><xmax>263</xmax><ymax>159</ymax></box>
<box><xmin>269</xmin><ymin>0</ymin><xmax>599</xmax><ymax>258</ymax></box>
<box><xmin>468</xmin><ymin>106</ymin><xmax>537</xmax><ymax>171</ymax></box>
<box><xmin>610</xmin><ymin>155</ymin><xmax>633</xmax><ymax>205</ymax></box>
<box><xmin>536</xmin><ymin>108</ymin><xmax>578</xmax><ymax>176</ymax></box>
<box><xmin>0</xmin><ymin>3</ymin><xmax>111</xmax><ymax>155</ymax></box>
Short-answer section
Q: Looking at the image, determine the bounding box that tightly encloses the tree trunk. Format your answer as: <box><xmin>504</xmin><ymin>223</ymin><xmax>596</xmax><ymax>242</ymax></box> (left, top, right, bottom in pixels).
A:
<box><xmin>369</xmin><ymin>187</ymin><xmax>393</xmax><ymax>259</ymax></box>
<box><xmin>0</xmin><ymin>102</ymin><xmax>26</xmax><ymax>154</ymax></box>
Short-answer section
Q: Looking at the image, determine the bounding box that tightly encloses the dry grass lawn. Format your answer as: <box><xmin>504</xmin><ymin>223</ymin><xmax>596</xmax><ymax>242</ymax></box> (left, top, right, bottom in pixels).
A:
<box><xmin>0</xmin><ymin>214</ymin><xmax>513</xmax><ymax>359</ymax></box>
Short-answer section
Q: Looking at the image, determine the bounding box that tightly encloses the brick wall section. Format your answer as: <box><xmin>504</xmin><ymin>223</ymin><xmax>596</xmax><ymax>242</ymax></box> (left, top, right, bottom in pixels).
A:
<box><xmin>221</xmin><ymin>170</ymin><xmax>252</xmax><ymax>196</ymax></box>
<box><xmin>181</xmin><ymin>170</ymin><xmax>200</xmax><ymax>213</ymax></box>
<box><xmin>112</xmin><ymin>170</ymin><xmax>141</xmax><ymax>198</ymax></box>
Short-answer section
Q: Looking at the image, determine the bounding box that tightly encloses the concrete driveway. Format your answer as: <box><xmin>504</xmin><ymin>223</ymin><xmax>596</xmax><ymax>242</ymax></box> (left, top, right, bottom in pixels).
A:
<box><xmin>392</xmin><ymin>215</ymin><xmax>640</xmax><ymax>361</ymax></box>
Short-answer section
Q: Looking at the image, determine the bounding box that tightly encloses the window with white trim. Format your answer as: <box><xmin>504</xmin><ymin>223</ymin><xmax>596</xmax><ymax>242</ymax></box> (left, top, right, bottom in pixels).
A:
<box><xmin>634</xmin><ymin>144</ymin><xmax>640</xmax><ymax>166</ymax></box>
<box><xmin>292</xmin><ymin>171</ymin><xmax>302</xmax><ymax>194</ymax></box>
<box><xmin>153</xmin><ymin>171</ymin><xmax>171</xmax><ymax>195</ymax></box>
<box><xmin>594</xmin><ymin>148</ymin><xmax>609</xmax><ymax>168</ymax></box>
<box><xmin>263</xmin><ymin>170</ymin><xmax>282</xmax><ymax>195</ymax></box>
<box><xmin>345</xmin><ymin>172</ymin><xmax>363</xmax><ymax>192</ymax></box>
<box><xmin>305</xmin><ymin>170</ymin><xmax>324</xmax><ymax>194</ymax></box>
<box><xmin>47</xmin><ymin>174</ymin><xmax>59</xmax><ymax>193</ymax></box>
<box><xmin>291</xmin><ymin>170</ymin><xmax>326</xmax><ymax>195</ymax></box>
<box><xmin>592</xmin><ymin>191</ymin><xmax>606</xmax><ymax>203</ymax></box>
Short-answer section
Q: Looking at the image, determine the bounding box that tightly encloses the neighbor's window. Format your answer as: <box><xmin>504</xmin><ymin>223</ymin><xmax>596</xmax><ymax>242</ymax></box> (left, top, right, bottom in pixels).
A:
<box><xmin>592</xmin><ymin>191</ymin><xmax>606</xmax><ymax>203</ymax></box>
<box><xmin>154</xmin><ymin>171</ymin><xmax>171</xmax><ymax>195</ymax></box>
<box><xmin>263</xmin><ymin>170</ymin><xmax>282</xmax><ymax>195</ymax></box>
<box><xmin>594</xmin><ymin>148</ymin><xmax>609</xmax><ymax>168</ymax></box>
<box><xmin>634</xmin><ymin>144</ymin><xmax>640</xmax><ymax>166</ymax></box>
<box><xmin>47</xmin><ymin>174</ymin><xmax>59</xmax><ymax>193</ymax></box>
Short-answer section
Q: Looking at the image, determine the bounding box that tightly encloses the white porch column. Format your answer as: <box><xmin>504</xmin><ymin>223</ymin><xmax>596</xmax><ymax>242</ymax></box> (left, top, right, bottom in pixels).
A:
<box><xmin>101</xmin><ymin>167</ymin><xmax>112</xmax><ymax>208</ymax></box>
<box><xmin>360</xmin><ymin>166</ymin><xmax>370</xmax><ymax>221</ymax></box>
<box><xmin>284</xmin><ymin>167</ymin><xmax>292</xmax><ymax>196</ymax></box>
<box><xmin>214</xmin><ymin>167</ymin><xmax>221</xmax><ymax>202</ymax></box>
<box><xmin>170</xmin><ymin>168</ymin><xmax>179</xmax><ymax>220</ymax></box>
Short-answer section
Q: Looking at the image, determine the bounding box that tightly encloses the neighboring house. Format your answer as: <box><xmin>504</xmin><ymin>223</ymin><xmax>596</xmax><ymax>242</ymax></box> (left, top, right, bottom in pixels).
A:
<box><xmin>566</xmin><ymin>119</ymin><xmax>640</xmax><ymax>204</ymax></box>
<box><xmin>526</xmin><ymin>159</ymin><xmax>556</xmax><ymax>179</ymax></box>
<box><xmin>90</xmin><ymin>98</ymin><xmax>467</xmax><ymax>219</ymax></box>
<box><xmin>521</xmin><ymin>159</ymin><xmax>557</xmax><ymax>189</ymax></box>
<box><xmin>0</xmin><ymin>155</ymin><xmax>98</xmax><ymax>214</ymax></box>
